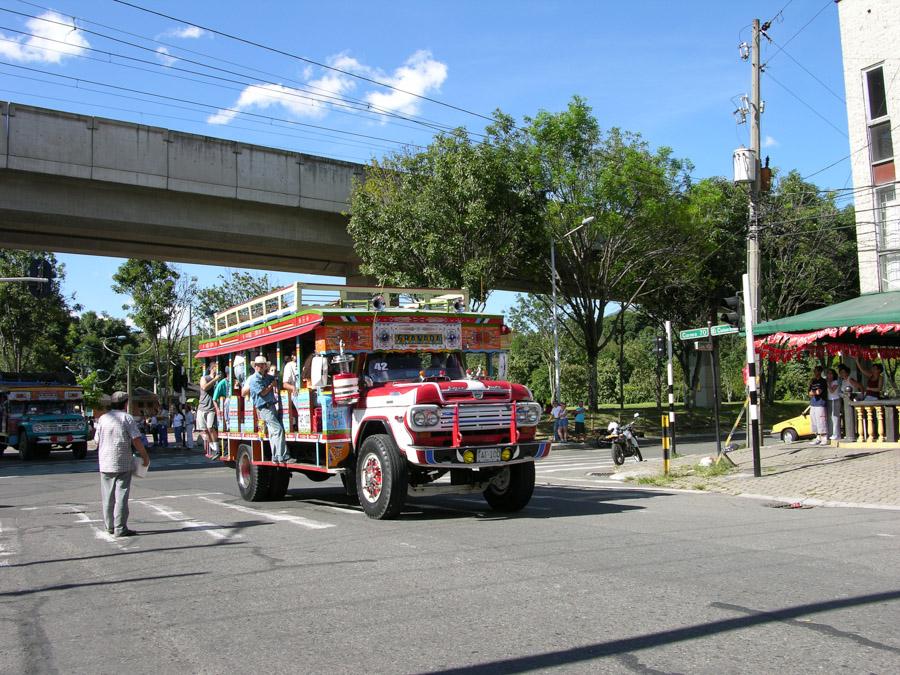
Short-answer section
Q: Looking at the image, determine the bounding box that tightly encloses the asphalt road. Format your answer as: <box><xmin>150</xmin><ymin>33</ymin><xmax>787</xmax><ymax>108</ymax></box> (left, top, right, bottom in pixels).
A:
<box><xmin>1</xmin><ymin>449</ymin><xmax>897</xmax><ymax>674</ymax></box>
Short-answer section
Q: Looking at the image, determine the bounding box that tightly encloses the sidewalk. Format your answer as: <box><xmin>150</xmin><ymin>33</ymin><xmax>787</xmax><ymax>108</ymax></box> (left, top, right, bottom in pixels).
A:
<box><xmin>603</xmin><ymin>441</ymin><xmax>900</xmax><ymax>509</ymax></box>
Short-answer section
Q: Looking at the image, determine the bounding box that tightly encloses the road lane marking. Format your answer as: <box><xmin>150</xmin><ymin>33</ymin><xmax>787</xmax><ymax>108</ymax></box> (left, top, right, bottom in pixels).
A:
<box><xmin>197</xmin><ymin>496</ymin><xmax>334</xmax><ymax>530</ymax></box>
<box><xmin>135</xmin><ymin>501</ymin><xmax>239</xmax><ymax>540</ymax></box>
<box><xmin>137</xmin><ymin>492</ymin><xmax>226</xmax><ymax>501</ymax></box>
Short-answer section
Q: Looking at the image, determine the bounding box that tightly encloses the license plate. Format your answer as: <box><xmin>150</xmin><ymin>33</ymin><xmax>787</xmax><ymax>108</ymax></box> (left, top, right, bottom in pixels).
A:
<box><xmin>477</xmin><ymin>447</ymin><xmax>502</xmax><ymax>462</ymax></box>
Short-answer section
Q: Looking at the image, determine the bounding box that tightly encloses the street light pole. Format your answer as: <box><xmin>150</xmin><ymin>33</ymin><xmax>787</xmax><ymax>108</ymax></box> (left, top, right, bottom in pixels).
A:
<box><xmin>550</xmin><ymin>216</ymin><xmax>595</xmax><ymax>404</ymax></box>
<box><xmin>551</xmin><ymin>238</ymin><xmax>560</xmax><ymax>403</ymax></box>
<box><xmin>101</xmin><ymin>335</ymin><xmax>151</xmax><ymax>416</ymax></box>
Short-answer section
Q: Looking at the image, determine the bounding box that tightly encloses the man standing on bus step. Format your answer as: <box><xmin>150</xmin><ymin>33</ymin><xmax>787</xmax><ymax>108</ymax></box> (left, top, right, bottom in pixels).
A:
<box><xmin>96</xmin><ymin>391</ymin><xmax>149</xmax><ymax>537</ymax></box>
<box><xmin>243</xmin><ymin>354</ymin><xmax>297</xmax><ymax>463</ymax></box>
<box><xmin>198</xmin><ymin>362</ymin><xmax>224</xmax><ymax>459</ymax></box>
<box><xmin>281</xmin><ymin>352</ymin><xmax>298</xmax><ymax>432</ymax></box>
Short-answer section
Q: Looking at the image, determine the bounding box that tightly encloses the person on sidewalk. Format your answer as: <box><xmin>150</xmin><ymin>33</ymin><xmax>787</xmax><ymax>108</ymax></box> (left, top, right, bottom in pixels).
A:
<box><xmin>808</xmin><ymin>366</ymin><xmax>828</xmax><ymax>445</ymax></box>
<box><xmin>242</xmin><ymin>355</ymin><xmax>297</xmax><ymax>463</ymax></box>
<box><xmin>556</xmin><ymin>402</ymin><xmax>569</xmax><ymax>442</ymax></box>
<box><xmin>183</xmin><ymin>404</ymin><xmax>195</xmax><ymax>449</ymax></box>
<box><xmin>550</xmin><ymin>401</ymin><xmax>562</xmax><ymax>441</ymax></box>
<box><xmin>172</xmin><ymin>408</ymin><xmax>184</xmax><ymax>447</ymax></box>
<box><xmin>857</xmin><ymin>361</ymin><xmax>885</xmax><ymax>401</ymax></box>
<box><xmin>95</xmin><ymin>391</ymin><xmax>149</xmax><ymax>538</ymax></box>
<box><xmin>573</xmin><ymin>403</ymin><xmax>586</xmax><ymax>438</ymax></box>
<box><xmin>825</xmin><ymin>368</ymin><xmax>842</xmax><ymax>442</ymax></box>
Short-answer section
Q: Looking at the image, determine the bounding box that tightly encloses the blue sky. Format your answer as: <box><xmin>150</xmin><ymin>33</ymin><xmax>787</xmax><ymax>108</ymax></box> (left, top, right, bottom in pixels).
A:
<box><xmin>0</xmin><ymin>0</ymin><xmax>852</xmax><ymax>318</ymax></box>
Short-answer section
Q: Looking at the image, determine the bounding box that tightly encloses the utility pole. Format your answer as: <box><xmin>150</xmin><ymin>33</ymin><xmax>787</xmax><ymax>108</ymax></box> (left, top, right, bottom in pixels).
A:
<box><xmin>747</xmin><ymin>18</ymin><xmax>762</xmax><ymax>325</ymax></box>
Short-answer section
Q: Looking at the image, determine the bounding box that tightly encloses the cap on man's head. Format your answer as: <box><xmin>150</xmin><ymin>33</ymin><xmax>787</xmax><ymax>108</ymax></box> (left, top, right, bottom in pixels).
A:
<box><xmin>111</xmin><ymin>391</ymin><xmax>128</xmax><ymax>403</ymax></box>
<box><xmin>253</xmin><ymin>355</ymin><xmax>269</xmax><ymax>366</ymax></box>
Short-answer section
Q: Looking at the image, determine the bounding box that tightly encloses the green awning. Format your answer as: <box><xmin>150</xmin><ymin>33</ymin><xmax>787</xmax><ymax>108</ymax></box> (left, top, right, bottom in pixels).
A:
<box><xmin>754</xmin><ymin>291</ymin><xmax>900</xmax><ymax>336</ymax></box>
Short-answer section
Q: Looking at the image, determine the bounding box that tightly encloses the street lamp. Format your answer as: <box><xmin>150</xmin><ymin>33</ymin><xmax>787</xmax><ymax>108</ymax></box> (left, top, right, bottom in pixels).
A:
<box><xmin>101</xmin><ymin>335</ymin><xmax>152</xmax><ymax>415</ymax></box>
<box><xmin>551</xmin><ymin>216</ymin><xmax>595</xmax><ymax>403</ymax></box>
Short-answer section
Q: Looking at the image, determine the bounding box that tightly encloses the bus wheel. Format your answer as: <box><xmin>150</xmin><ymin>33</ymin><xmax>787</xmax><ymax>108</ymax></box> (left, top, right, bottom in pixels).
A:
<box><xmin>483</xmin><ymin>462</ymin><xmax>535</xmax><ymax>513</ymax></box>
<box><xmin>268</xmin><ymin>468</ymin><xmax>291</xmax><ymax>500</ymax></box>
<box><xmin>356</xmin><ymin>434</ymin><xmax>406</xmax><ymax>519</ymax></box>
<box><xmin>72</xmin><ymin>441</ymin><xmax>88</xmax><ymax>460</ymax></box>
<box><xmin>236</xmin><ymin>444</ymin><xmax>272</xmax><ymax>501</ymax></box>
<box><xmin>18</xmin><ymin>431</ymin><xmax>36</xmax><ymax>461</ymax></box>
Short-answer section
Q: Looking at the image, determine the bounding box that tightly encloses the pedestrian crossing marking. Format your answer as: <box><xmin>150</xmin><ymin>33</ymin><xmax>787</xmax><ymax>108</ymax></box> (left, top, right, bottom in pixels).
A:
<box><xmin>135</xmin><ymin>500</ymin><xmax>240</xmax><ymax>541</ymax></box>
<box><xmin>198</xmin><ymin>496</ymin><xmax>335</xmax><ymax>530</ymax></box>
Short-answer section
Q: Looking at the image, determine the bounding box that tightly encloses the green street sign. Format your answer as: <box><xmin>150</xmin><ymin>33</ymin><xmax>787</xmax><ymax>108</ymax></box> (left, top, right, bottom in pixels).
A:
<box><xmin>711</xmin><ymin>324</ymin><xmax>739</xmax><ymax>336</ymax></box>
<box><xmin>679</xmin><ymin>327</ymin><xmax>709</xmax><ymax>340</ymax></box>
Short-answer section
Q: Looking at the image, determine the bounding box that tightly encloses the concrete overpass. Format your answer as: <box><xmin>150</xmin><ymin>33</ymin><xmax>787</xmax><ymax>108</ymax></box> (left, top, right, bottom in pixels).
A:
<box><xmin>0</xmin><ymin>102</ymin><xmax>363</xmax><ymax>277</ymax></box>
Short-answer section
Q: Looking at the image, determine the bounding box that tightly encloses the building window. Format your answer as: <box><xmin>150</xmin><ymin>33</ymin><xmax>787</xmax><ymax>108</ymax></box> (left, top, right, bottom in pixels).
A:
<box><xmin>880</xmin><ymin>253</ymin><xmax>900</xmax><ymax>291</ymax></box>
<box><xmin>871</xmin><ymin>122</ymin><xmax>894</xmax><ymax>163</ymax></box>
<box><xmin>866</xmin><ymin>67</ymin><xmax>888</xmax><ymax>120</ymax></box>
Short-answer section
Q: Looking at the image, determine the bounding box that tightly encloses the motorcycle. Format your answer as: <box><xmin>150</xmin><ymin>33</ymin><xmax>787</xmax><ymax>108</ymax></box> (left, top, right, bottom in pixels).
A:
<box><xmin>604</xmin><ymin>412</ymin><xmax>643</xmax><ymax>465</ymax></box>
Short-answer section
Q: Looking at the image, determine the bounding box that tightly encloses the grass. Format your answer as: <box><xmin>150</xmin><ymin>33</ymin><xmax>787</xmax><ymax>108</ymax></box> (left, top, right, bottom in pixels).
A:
<box><xmin>628</xmin><ymin>458</ymin><xmax>737</xmax><ymax>489</ymax></box>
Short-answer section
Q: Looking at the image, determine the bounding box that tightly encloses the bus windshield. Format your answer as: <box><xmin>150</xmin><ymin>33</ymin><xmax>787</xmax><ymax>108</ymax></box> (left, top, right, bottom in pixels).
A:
<box><xmin>11</xmin><ymin>401</ymin><xmax>82</xmax><ymax>416</ymax></box>
<box><xmin>366</xmin><ymin>352</ymin><xmax>465</xmax><ymax>383</ymax></box>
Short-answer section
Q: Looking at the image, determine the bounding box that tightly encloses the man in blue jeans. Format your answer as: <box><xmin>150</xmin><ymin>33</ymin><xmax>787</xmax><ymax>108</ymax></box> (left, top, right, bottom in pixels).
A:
<box><xmin>242</xmin><ymin>354</ymin><xmax>297</xmax><ymax>464</ymax></box>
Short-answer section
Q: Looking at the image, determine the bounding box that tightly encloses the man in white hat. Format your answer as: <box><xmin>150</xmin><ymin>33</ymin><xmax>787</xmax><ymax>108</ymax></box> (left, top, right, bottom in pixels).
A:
<box><xmin>242</xmin><ymin>354</ymin><xmax>296</xmax><ymax>463</ymax></box>
<box><xmin>95</xmin><ymin>391</ymin><xmax>150</xmax><ymax>537</ymax></box>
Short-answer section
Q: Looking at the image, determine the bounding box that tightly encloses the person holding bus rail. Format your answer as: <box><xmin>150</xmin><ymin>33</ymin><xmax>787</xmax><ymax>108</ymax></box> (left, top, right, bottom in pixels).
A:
<box><xmin>243</xmin><ymin>354</ymin><xmax>297</xmax><ymax>464</ymax></box>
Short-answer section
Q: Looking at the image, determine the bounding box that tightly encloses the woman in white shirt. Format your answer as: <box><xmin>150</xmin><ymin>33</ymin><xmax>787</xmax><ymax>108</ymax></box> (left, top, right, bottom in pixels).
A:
<box><xmin>826</xmin><ymin>368</ymin><xmax>842</xmax><ymax>441</ymax></box>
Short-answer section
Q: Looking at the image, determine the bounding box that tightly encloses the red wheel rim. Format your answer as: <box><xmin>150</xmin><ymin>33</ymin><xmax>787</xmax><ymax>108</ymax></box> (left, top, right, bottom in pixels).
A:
<box><xmin>361</xmin><ymin>454</ymin><xmax>383</xmax><ymax>503</ymax></box>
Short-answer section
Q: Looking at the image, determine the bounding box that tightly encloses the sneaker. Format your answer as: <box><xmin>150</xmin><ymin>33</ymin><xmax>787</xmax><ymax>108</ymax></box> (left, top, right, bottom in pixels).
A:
<box><xmin>106</xmin><ymin>528</ymin><xmax>114</xmax><ymax>535</ymax></box>
<box><xmin>275</xmin><ymin>456</ymin><xmax>298</xmax><ymax>464</ymax></box>
<box><xmin>812</xmin><ymin>439</ymin><xmax>820</xmax><ymax>445</ymax></box>
<box><xmin>115</xmin><ymin>528</ymin><xmax>138</xmax><ymax>537</ymax></box>
<box><xmin>208</xmin><ymin>453</ymin><xmax>221</xmax><ymax>460</ymax></box>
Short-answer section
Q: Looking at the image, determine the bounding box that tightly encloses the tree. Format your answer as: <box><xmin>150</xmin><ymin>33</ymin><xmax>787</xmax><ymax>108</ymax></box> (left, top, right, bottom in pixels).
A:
<box><xmin>112</xmin><ymin>260</ymin><xmax>196</xmax><ymax>406</ymax></box>
<box><xmin>194</xmin><ymin>270</ymin><xmax>275</xmax><ymax>338</ymax></box>
<box><xmin>348</xmin><ymin>114</ymin><xmax>543</xmax><ymax>308</ymax></box>
<box><xmin>0</xmin><ymin>250</ymin><xmax>74</xmax><ymax>372</ymax></box>
<box><xmin>637</xmin><ymin>177</ymin><xmax>748</xmax><ymax>407</ymax></box>
<box><xmin>67</xmin><ymin>311</ymin><xmax>139</xmax><ymax>393</ymax></box>
<box><xmin>757</xmin><ymin>170</ymin><xmax>858</xmax><ymax>400</ymax></box>
<box><xmin>524</xmin><ymin>97</ymin><xmax>694</xmax><ymax>409</ymax></box>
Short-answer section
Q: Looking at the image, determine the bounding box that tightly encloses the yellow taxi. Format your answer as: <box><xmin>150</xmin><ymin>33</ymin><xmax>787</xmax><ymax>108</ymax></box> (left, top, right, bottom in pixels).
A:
<box><xmin>771</xmin><ymin>407</ymin><xmax>813</xmax><ymax>443</ymax></box>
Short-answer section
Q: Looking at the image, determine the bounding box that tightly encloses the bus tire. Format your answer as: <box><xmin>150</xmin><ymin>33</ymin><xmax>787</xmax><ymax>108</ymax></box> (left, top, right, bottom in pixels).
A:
<box><xmin>483</xmin><ymin>462</ymin><xmax>535</xmax><ymax>513</ymax></box>
<box><xmin>235</xmin><ymin>444</ymin><xmax>272</xmax><ymax>502</ymax></box>
<box><xmin>18</xmin><ymin>431</ymin><xmax>36</xmax><ymax>461</ymax></box>
<box><xmin>72</xmin><ymin>441</ymin><xmax>88</xmax><ymax>460</ymax></box>
<box><xmin>268</xmin><ymin>468</ymin><xmax>291</xmax><ymax>500</ymax></box>
<box><xmin>356</xmin><ymin>434</ymin><xmax>406</xmax><ymax>520</ymax></box>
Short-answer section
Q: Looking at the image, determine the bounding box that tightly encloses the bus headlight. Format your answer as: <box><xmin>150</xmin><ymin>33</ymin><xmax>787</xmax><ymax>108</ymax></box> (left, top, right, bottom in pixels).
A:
<box><xmin>516</xmin><ymin>402</ymin><xmax>542</xmax><ymax>425</ymax></box>
<box><xmin>409</xmin><ymin>405</ymin><xmax>440</xmax><ymax>430</ymax></box>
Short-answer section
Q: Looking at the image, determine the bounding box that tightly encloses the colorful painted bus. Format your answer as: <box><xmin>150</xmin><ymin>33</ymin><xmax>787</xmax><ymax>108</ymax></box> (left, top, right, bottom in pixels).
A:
<box><xmin>196</xmin><ymin>283</ymin><xmax>550</xmax><ymax>519</ymax></box>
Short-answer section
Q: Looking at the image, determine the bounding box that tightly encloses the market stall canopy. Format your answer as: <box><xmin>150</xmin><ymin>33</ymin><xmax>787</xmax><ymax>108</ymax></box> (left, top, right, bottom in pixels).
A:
<box><xmin>753</xmin><ymin>291</ymin><xmax>900</xmax><ymax>361</ymax></box>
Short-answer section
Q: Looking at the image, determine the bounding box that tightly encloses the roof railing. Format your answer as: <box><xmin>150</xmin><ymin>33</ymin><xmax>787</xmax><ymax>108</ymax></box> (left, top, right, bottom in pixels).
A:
<box><xmin>213</xmin><ymin>283</ymin><xmax>469</xmax><ymax>337</ymax></box>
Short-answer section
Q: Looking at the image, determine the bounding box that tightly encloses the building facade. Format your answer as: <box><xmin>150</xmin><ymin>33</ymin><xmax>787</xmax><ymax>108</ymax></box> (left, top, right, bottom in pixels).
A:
<box><xmin>837</xmin><ymin>0</ymin><xmax>900</xmax><ymax>292</ymax></box>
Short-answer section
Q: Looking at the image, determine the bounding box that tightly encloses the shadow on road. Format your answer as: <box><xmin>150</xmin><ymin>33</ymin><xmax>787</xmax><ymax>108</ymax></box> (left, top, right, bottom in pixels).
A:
<box><xmin>424</xmin><ymin>590</ymin><xmax>900</xmax><ymax>674</ymax></box>
<box><xmin>274</xmin><ymin>482</ymin><xmax>668</xmax><ymax>521</ymax></box>
<box><xmin>0</xmin><ymin>571</ymin><xmax>208</xmax><ymax>598</ymax></box>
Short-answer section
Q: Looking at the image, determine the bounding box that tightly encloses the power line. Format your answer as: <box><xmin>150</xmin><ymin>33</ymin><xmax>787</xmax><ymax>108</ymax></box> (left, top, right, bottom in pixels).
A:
<box><xmin>764</xmin><ymin>71</ymin><xmax>847</xmax><ymax>137</ymax></box>
<box><xmin>761</xmin><ymin>0</ymin><xmax>833</xmax><ymax>69</ymax></box>
<box><xmin>12</xmin><ymin>0</ymin><xmax>469</xmax><ymax>135</ymax></box>
<box><xmin>0</xmin><ymin>7</ymin><xmax>471</xmax><ymax>138</ymax></box>
<box><xmin>0</xmin><ymin>59</ymin><xmax>427</xmax><ymax>149</ymax></box>
<box><xmin>109</xmin><ymin>0</ymin><xmax>497</xmax><ymax>124</ymax></box>
<box><xmin>763</xmin><ymin>35</ymin><xmax>845</xmax><ymax>104</ymax></box>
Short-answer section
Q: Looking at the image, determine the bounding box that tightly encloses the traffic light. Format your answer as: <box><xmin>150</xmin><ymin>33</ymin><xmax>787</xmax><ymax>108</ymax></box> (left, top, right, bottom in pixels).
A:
<box><xmin>171</xmin><ymin>362</ymin><xmax>187</xmax><ymax>393</ymax></box>
<box><xmin>654</xmin><ymin>335</ymin><xmax>666</xmax><ymax>356</ymax></box>
<box><xmin>27</xmin><ymin>257</ymin><xmax>54</xmax><ymax>299</ymax></box>
<box><xmin>720</xmin><ymin>293</ymin><xmax>744</xmax><ymax>330</ymax></box>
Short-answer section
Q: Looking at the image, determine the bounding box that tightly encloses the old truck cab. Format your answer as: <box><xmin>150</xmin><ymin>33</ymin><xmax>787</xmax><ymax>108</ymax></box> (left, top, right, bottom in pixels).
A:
<box><xmin>0</xmin><ymin>373</ymin><xmax>89</xmax><ymax>460</ymax></box>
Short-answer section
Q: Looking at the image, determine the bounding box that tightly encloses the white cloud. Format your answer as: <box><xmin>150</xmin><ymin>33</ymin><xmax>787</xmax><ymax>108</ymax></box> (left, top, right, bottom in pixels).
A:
<box><xmin>205</xmin><ymin>50</ymin><xmax>447</xmax><ymax>126</ymax></box>
<box><xmin>764</xmin><ymin>135</ymin><xmax>779</xmax><ymax>148</ymax></box>
<box><xmin>0</xmin><ymin>11</ymin><xmax>89</xmax><ymax>63</ymax></box>
<box><xmin>155</xmin><ymin>46</ymin><xmax>177</xmax><ymax>67</ymax></box>
<box><xmin>161</xmin><ymin>25</ymin><xmax>208</xmax><ymax>39</ymax></box>
<box><xmin>207</xmin><ymin>54</ymin><xmax>358</xmax><ymax>125</ymax></box>
<box><xmin>207</xmin><ymin>79</ymin><xmax>355</xmax><ymax>125</ymax></box>
<box><xmin>364</xmin><ymin>50</ymin><xmax>447</xmax><ymax>117</ymax></box>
